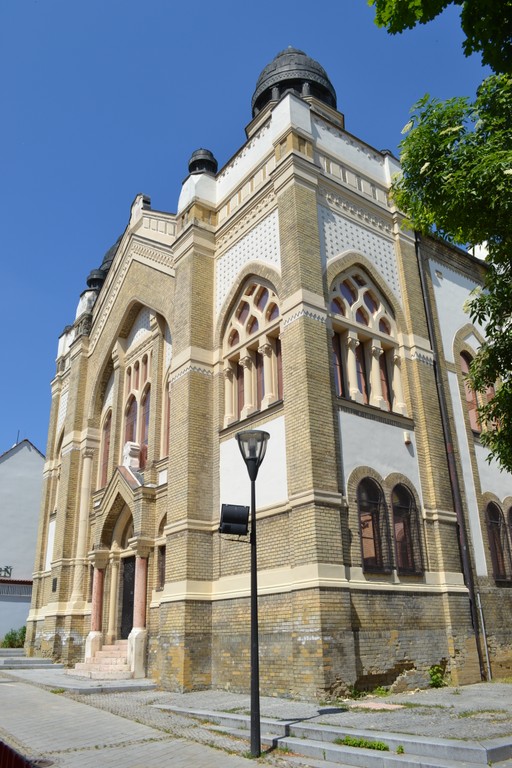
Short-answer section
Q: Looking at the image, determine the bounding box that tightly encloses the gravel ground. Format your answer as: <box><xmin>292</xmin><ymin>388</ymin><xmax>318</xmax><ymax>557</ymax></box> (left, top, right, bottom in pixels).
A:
<box><xmin>64</xmin><ymin>682</ymin><xmax>512</xmax><ymax>764</ymax></box>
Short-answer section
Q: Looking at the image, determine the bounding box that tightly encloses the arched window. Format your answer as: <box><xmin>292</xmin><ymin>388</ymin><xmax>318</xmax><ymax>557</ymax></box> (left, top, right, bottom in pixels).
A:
<box><xmin>162</xmin><ymin>378</ymin><xmax>171</xmax><ymax>459</ymax></box>
<box><xmin>357</xmin><ymin>478</ymin><xmax>390</xmax><ymax>573</ymax></box>
<box><xmin>124</xmin><ymin>396</ymin><xmax>137</xmax><ymax>444</ymax></box>
<box><xmin>486</xmin><ymin>503</ymin><xmax>512</xmax><ymax>582</ymax></box>
<box><xmin>139</xmin><ymin>386</ymin><xmax>150</xmax><ymax>469</ymax></box>
<box><xmin>460</xmin><ymin>352</ymin><xmax>480</xmax><ymax>433</ymax></box>
<box><xmin>391</xmin><ymin>484</ymin><xmax>423</xmax><ymax>575</ymax></box>
<box><xmin>223</xmin><ymin>280</ymin><xmax>282</xmax><ymax>426</ymax></box>
<box><xmin>330</xmin><ymin>270</ymin><xmax>406</xmax><ymax>415</ymax></box>
<box><xmin>99</xmin><ymin>411</ymin><xmax>112</xmax><ymax>488</ymax></box>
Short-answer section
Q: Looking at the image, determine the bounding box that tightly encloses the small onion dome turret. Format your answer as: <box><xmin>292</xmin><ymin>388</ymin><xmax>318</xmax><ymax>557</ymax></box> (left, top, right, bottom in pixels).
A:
<box><xmin>188</xmin><ymin>148</ymin><xmax>218</xmax><ymax>176</ymax></box>
<box><xmin>252</xmin><ymin>47</ymin><xmax>336</xmax><ymax>117</ymax></box>
<box><xmin>100</xmin><ymin>236</ymin><xmax>122</xmax><ymax>275</ymax></box>
<box><xmin>86</xmin><ymin>268</ymin><xmax>106</xmax><ymax>291</ymax></box>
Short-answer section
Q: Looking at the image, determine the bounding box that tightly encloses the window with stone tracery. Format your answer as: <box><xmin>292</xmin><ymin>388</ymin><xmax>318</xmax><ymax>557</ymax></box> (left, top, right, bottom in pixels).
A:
<box><xmin>223</xmin><ymin>280</ymin><xmax>282</xmax><ymax>426</ymax></box>
<box><xmin>329</xmin><ymin>270</ymin><xmax>406</xmax><ymax>415</ymax></box>
<box><xmin>124</xmin><ymin>350</ymin><xmax>152</xmax><ymax>465</ymax></box>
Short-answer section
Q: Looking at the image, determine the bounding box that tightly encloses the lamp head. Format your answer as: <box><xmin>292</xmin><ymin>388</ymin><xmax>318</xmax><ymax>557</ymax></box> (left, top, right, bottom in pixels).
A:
<box><xmin>236</xmin><ymin>430</ymin><xmax>270</xmax><ymax>481</ymax></box>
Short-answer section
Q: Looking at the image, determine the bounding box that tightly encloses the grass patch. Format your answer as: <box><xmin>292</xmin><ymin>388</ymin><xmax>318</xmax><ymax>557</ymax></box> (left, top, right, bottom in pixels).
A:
<box><xmin>334</xmin><ymin>735</ymin><xmax>389</xmax><ymax>751</ymax></box>
<box><xmin>50</xmin><ymin>687</ymin><xmax>66</xmax><ymax>694</ymax></box>
<box><xmin>372</xmin><ymin>686</ymin><xmax>390</xmax><ymax>697</ymax></box>
<box><xmin>458</xmin><ymin>708</ymin><xmax>508</xmax><ymax>718</ymax></box>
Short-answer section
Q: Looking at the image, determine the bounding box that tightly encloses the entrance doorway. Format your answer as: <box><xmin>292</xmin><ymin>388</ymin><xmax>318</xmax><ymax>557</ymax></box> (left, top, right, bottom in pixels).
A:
<box><xmin>120</xmin><ymin>556</ymin><xmax>135</xmax><ymax>639</ymax></box>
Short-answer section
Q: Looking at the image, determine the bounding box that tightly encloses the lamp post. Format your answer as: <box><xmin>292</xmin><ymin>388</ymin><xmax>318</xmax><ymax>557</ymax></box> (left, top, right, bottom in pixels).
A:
<box><xmin>236</xmin><ymin>429</ymin><xmax>270</xmax><ymax>758</ymax></box>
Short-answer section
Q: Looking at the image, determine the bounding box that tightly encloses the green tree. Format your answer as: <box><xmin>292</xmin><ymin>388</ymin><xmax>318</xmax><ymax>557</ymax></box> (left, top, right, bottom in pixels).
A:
<box><xmin>395</xmin><ymin>76</ymin><xmax>512</xmax><ymax>472</ymax></box>
<box><xmin>369</xmin><ymin>1</ymin><xmax>512</xmax><ymax>472</ymax></box>
<box><xmin>369</xmin><ymin>0</ymin><xmax>512</xmax><ymax>74</ymax></box>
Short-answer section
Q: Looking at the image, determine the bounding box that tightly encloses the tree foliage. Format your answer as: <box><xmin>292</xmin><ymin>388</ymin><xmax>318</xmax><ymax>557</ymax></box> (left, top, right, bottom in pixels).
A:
<box><xmin>394</xmin><ymin>74</ymin><xmax>512</xmax><ymax>471</ymax></box>
<box><xmin>368</xmin><ymin>0</ymin><xmax>512</xmax><ymax>73</ymax></box>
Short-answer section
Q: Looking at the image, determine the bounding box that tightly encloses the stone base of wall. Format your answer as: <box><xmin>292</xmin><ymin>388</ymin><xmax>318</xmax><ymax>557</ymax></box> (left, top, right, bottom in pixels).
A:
<box><xmin>147</xmin><ymin>587</ymin><xmax>482</xmax><ymax>697</ymax></box>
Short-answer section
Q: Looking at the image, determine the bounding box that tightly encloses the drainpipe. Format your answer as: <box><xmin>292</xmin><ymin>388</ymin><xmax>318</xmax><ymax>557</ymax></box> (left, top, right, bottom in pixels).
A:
<box><xmin>414</xmin><ymin>232</ymin><xmax>485</xmax><ymax>681</ymax></box>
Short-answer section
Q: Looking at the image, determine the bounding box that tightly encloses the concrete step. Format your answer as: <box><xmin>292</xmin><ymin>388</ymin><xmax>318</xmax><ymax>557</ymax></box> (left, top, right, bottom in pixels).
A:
<box><xmin>69</xmin><ymin>669</ymin><xmax>133</xmax><ymax>680</ymax></box>
<box><xmin>0</xmin><ymin>648</ymin><xmax>25</xmax><ymax>657</ymax></box>
<box><xmin>0</xmin><ymin>658</ymin><xmax>64</xmax><ymax>669</ymax></box>
<box><xmin>85</xmin><ymin>653</ymin><xmax>128</xmax><ymax>664</ymax></box>
<box><xmin>74</xmin><ymin>661</ymin><xmax>130</xmax><ymax>673</ymax></box>
<box><xmin>155</xmin><ymin>707</ymin><xmax>512</xmax><ymax>768</ymax></box>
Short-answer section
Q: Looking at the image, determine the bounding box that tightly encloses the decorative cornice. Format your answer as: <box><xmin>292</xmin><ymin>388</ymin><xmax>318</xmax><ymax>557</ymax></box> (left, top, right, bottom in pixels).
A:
<box><xmin>170</xmin><ymin>364</ymin><xmax>213</xmax><ymax>384</ymax></box>
<box><xmin>319</xmin><ymin>187</ymin><xmax>392</xmax><ymax>237</ymax></box>
<box><xmin>217</xmin><ymin>192</ymin><xmax>276</xmax><ymax>253</ymax></box>
<box><xmin>313</xmin><ymin>116</ymin><xmax>385</xmax><ymax>165</ymax></box>
<box><xmin>283</xmin><ymin>307</ymin><xmax>327</xmax><ymax>328</ymax></box>
<box><xmin>217</xmin><ymin>122</ymin><xmax>272</xmax><ymax>183</ymax></box>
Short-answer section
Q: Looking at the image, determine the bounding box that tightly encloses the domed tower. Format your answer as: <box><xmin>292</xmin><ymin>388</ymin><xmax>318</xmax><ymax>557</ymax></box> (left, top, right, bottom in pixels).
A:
<box><xmin>251</xmin><ymin>47</ymin><xmax>337</xmax><ymax>117</ymax></box>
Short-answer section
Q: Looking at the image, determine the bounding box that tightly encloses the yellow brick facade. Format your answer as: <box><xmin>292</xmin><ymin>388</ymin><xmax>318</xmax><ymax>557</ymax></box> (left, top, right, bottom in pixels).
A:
<box><xmin>26</xmin><ymin>48</ymin><xmax>512</xmax><ymax>693</ymax></box>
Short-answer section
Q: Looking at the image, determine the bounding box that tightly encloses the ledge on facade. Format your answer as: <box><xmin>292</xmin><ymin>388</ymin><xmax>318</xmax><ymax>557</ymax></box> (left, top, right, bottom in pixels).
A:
<box><xmin>219</xmin><ymin>398</ymin><xmax>284</xmax><ymax>438</ymax></box>
<box><xmin>337</xmin><ymin>397</ymin><xmax>414</xmax><ymax>431</ymax></box>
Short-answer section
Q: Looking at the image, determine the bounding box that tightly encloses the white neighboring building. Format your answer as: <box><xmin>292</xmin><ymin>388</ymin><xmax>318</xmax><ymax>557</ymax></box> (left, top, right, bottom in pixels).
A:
<box><xmin>0</xmin><ymin>439</ymin><xmax>44</xmax><ymax>638</ymax></box>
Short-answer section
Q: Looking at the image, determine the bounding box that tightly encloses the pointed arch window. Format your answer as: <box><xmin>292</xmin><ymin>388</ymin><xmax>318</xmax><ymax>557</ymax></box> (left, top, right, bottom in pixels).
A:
<box><xmin>99</xmin><ymin>411</ymin><xmax>112</xmax><ymax>488</ymax></box>
<box><xmin>140</xmin><ymin>386</ymin><xmax>151</xmax><ymax>469</ymax></box>
<box><xmin>486</xmin><ymin>503</ymin><xmax>512</xmax><ymax>582</ymax></box>
<box><xmin>124</xmin><ymin>396</ymin><xmax>137</xmax><ymax>444</ymax></box>
<box><xmin>357</xmin><ymin>478</ymin><xmax>391</xmax><ymax>573</ymax></box>
<box><xmin>223</xmin><ymin>280</ymin><xmax>282</xmax><ymax>426</ymax></box>
<box><xmin>460</xmin><ymin>352</ymin><xmax>480</xmax><ymax>433</ymax></box>
<box><xmin>391</xmin><ymin>484</ymin><xmax>423</xmax><ymax>575</ymax></box>
<box><xmin>329</xmin><ymin>270</ymin><xmax>406</xmax><ymax>415</ymax></box>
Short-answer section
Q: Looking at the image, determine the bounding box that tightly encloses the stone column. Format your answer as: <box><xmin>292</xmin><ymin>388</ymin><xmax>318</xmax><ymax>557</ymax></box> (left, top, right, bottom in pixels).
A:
<box><xmin>133</xmin><ymin>555</ymin><xmax>148</xmax><ymax>630</ymax></box>
<box><xmin>71</xmin><ymin>448</ymin><xmax>94</xmax><ymax>605</ymax></box>
<box><xmin>369</xmin><ymin>343</ymin><xmax>387</xmax><ymax>410</ymax></box>
<box><xmin>127</xmin><ymin>540</ymin><xmax>151</xmax><ymax>678</ymax></box>
<box><xmin>392</xmin><ymin>353</ymin><xmax>408</xmax><ymax>415</ymax></box>
<box><xmin>346</xmin><ymin>334</ymin><xmax>363</xmax><ymax>403</ymax></box>
<box><xmin>240</xmin><ymin>354</ymin><xmax>255</xmax><ymax>419</ymax></box>
<box><xmin>259</xmin><ymin>342</ymin><xmax>274</xmax><ymax>408</ymax></box>
<box><xmin>105</xmin><ymin>552</ymin><xmax>121</xmax><ymax>644</ymax></box>
<box><xmin>85</xmin><ymin>549</ymin><xmax>109</xmax><ymax>659</ymax></box>
<box><xmin>223</xmin><ymin>365</ymin><xmax>235</xmax><ymax>426</ymax></box>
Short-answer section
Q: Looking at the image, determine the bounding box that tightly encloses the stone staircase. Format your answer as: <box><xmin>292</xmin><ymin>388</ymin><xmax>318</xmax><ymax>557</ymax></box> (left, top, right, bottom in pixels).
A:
<box><xmin>69</xmin><ymin>639</ymin><xmax>132</xmax><ymax>680</ymax></box>
<box><xmin>153</xmin><ymin>706</ymin><xmax>512</xmax><ymax>768</ymax></box>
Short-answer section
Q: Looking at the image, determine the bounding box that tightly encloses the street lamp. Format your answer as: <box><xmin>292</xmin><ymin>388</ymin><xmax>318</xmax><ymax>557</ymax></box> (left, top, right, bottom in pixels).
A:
<box><xmin>236</xmin><ymin>429</ymin><xmax>270</xmax><ymax>758</ymax></box>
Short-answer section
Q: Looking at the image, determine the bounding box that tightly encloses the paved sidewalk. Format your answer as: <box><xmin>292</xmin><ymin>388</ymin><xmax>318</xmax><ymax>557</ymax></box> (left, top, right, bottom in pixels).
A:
<box><xmin>1</xmin><ymin>665</ymin><xmax>512</xmax><ymax>767</ymax></box>
<box><xmin>0</xmin><ymin>678</ymin><xmax>260</xmax><ymax>768</ymax></box>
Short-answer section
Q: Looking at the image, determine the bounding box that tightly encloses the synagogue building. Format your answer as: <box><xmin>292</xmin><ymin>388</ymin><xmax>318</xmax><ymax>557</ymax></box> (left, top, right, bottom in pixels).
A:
<box><xmin>27</xmin><ymin>49</ymin><xmax>512</xmax><ymax>694</ymax></box>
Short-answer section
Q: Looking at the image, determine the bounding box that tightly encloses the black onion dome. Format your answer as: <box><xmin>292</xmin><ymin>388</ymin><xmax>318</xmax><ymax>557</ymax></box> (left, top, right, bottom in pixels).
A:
<box><xmin>100</xmin><ymin>235</ymin><xmax>122</xmax><ymax>274</ymax></box>
<box><xmin>188</xmin><ymin>148</ymin><xmax>218</xmax><ymax>175</ymax></box>
<box><xmin>86</xmin><ymin>268</ymin><xmax>105</xmax><ymax>291</ymax></box>
<box><xmin>252</xmin><ymin>47</ymin><xmax>337</xmax><ymax>116</ymax></box>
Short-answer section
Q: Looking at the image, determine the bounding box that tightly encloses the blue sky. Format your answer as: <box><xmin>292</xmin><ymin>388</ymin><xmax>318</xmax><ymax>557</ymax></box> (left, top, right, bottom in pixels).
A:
<box><xmin>0</xmin><ymin>0</ymin><xmax>488</xmax><ymax>455</ymax></box>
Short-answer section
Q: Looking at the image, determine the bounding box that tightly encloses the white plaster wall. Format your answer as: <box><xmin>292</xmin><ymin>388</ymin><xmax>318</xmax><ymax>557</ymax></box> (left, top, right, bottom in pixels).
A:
<box><xmin>429</xmin><ymin>260</ymin><xmax>484</xmax><ymax>364</ymax></box>
<box><xmin>312</xmin><ymin>118</ymin><xmax>387</xmax><ymax>184</ymax></box>
<box><xmin>219</xmin><ymin>415</ymin><xmax>288</xmax><ymax>510</ymax></box>
<box><xmin>447</xmin><ymin>371</ymin><xmax>488</xmax><ymax>575</ymax></box>
<box><xmin>44</xmin><ymin>519</ymin><xmax>56</xmax><ymax>572</ymax></box>
<box><xmin>215</xmin><ymin>209</ymin><xmax>281</xmax><ymax>315</ymax></box>
<box><xmin>475</xmin><ymin>443</ymin><xmax>512</xmax><ymax>503</ymax></box>
<box><xmin>339</xmin><ymin>410</ymin><xmax>422</xmax><ymax>503</ymax></box>
<box><xmin>318</xmin><ymin>205</ymin><xmax>401</xmax><ymax>304</ymax></box>
<box><xmin>0</xmin><ymin>442</ymin><xmax>44</xmax><ymax>580</ymax></box>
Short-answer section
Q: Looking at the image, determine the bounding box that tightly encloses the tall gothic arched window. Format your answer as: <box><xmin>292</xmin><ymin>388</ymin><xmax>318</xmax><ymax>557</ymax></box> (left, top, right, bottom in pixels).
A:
<box><xmin>391</xmin><ymin>484</ymin><xmax>423</xmax><ymax>575</ymax></box>
<box><xmin>330</xmin><ymin>270</ymin><xmax>406</xmax><ymax>415</ymax></box>
<box><xmin>99</xmin><ymin>411</ymin><xmax>112</xmax><ymax>488</ymax></box>
<box><xmin>223</xmin><ymin>280</ymin><xmax>282</xmax><ymax>426</ymax></box>
<box><xmin>140</xmin><ymin>386</ymin><xmax>151</xmax><ymax>469</ymax></box>
<box><xmin>460</xmin><ymin>352</ymin><xmax>480</xmax><ymax>433</ymax></box>
<box><xmin>124</xmin><ymin>396</ymin><xmax>137</xmax><ymax>444</ymax></box>
<box><xmin>357</xmin><ymin>478</ymin><xmax>391</xmax><ymax>573</ymax></box>
<box><xmin>486</xmin><ymin>503</ymin><xmax>512</xmax><ymax>582</ymax></box>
